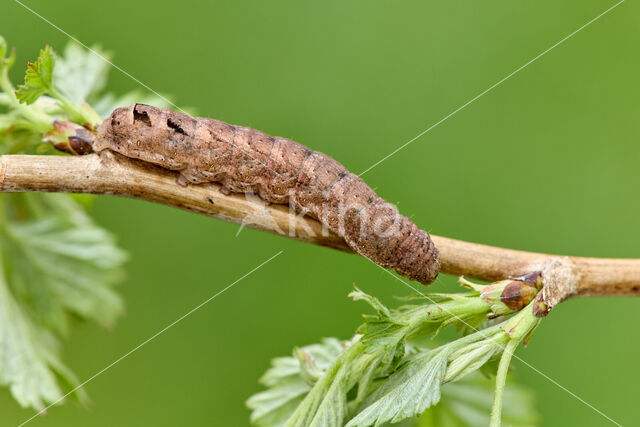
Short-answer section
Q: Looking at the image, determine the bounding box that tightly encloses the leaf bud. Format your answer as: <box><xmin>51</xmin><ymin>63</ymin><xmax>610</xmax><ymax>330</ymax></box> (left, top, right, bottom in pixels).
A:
<box><xmin>532</xmin><ymin>292</ymin><xmax>549</xmax><ymax>317</ymax></box>
<box><xmin>44</xmin><ymin>121</ymin><xmax>94</xmax><ymax>155</ymax></box>
<box><xmin>459</xmin><ymin>272</ymin><xmax>542</xmax><ymax>316</ymax></box>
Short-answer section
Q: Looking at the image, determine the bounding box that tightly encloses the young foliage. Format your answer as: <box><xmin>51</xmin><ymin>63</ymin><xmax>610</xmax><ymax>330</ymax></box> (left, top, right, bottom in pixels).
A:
<box><xmin>249</xmin><ymin>281</ymin><xmax>543</xmax><ymax>426</ymax></box>
<box><xmin>0</xmin><ymin>265</ymin><xmax>85</xmax><ymax>411</ymax></box>
<box><xmin>53</xmin><ymin>42</ymin><xmax>111</xmax><ymax>106</ymax></box>
<box><xmin>5</xmin><ymin>194</ymin><xmax>127</xmax><ymax>334</ymax></box>
<box><xmin>414</xmin><ymin>375</ymin><xmax>538</xmax><ymax>426</ymax></box>
<box><xmin>15</xmin><ymin>45</ymin><xmax>55</xmax><ymax>105</ymax></box>
<box><xmin>347</xmin><ymin>349</ymin><xmax>448</xmax><ymax>426</ymax></box>
<box><xmin>247</xmin><ymin>338</ymin><xmax>349</xmax><ymax>426</ymax></box>
<box><xmin>0</xmin><ymin>36</ymin><xmax>169</xmax><ymax>410</ymax></box>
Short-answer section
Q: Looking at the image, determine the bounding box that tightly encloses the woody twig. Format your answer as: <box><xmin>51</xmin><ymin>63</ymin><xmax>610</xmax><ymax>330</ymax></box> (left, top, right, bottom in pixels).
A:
<box><xmin>1</xmin><ymin>151</ymin><xmax>639</xmax><ymax>310</ymax></box>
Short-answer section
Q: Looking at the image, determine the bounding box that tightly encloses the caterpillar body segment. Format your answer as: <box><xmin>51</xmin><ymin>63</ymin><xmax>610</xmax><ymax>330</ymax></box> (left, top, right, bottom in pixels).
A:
<box><xmin>94</xmin><ymin>104</ymin><xmax>441</xmax><ymax>284</ymax></box>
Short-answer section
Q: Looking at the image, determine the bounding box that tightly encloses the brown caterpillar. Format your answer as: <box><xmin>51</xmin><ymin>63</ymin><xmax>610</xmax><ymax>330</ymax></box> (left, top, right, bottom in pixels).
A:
<box><xmin>93</xmin><ymin>104</ymin><xmax>441</xmax><ymax>284</ymax></box>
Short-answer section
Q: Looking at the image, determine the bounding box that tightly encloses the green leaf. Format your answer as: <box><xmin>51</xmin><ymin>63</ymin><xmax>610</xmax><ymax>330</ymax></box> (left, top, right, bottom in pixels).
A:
<box><xmin>16</xmin><ymin>46</ymin><xmax>55</xmax><ymax>105</ymax></box>
<box><xmin>0</xmin><ymin>264</ymin><xmax>85</xmax><ymax>410</ymax></box>
<box><xmin>0</xmin><ymin>193</ymin><xmax>126</xmax><ymax>411</ymax></box>
<box><xmin>248</xmin><ymin>379</ymin><xmax>310</xmax><ymax>427</ymax></box>
<box><xmin>259</xmin><ymin>356</ymin><xmax>307</xmax><ymax>388</ymax></box>
<box><xmin>307</xmin><ymin>368</ymin><xmax>348</xmax><ymax>427</ymax></box>
<box><xmin>53</xmin><ymin>42</ymin><xmax>111</xmax><ymax>105</ymax></box>
<box><xmin>444</xmin><ymin>337</ymin><xmax>506</xmax><ymax>383</ymax></box>
<box><xmin>5</xmin><ymin>193</ymin><xmax>127</xmax><ymax>334</ymax></box>
<box><xmin>415</xmin><ymin>374</ymin><xmax>538</xmax><ymax>427</ymax></box>
<box><xmin>251</xmin><ymin>286</ymin><xmax>540</xmax><ymax>427</ymax></box>
<box><xmin>349</xmin><ymin>287</ymin><xmax>392</xmax><ymax>318</ymax></box>
<box><xmin>248</xmin><ymin>338</ymin><xmax>350</xmax><ymax>426</ymax></box>
<box><xmin>347</xmin><ymin>349</ymin><xmax>449</xmax><ymax>426</ymax></box>
<box><xmin>284</xmin><ymin>362</ymin><xmax>348</xmax><ymax>427</ymax></box>
<box><xmin>350</xmin><ymin>287</ymin><xmax>409</xmax><ymax>366</ymax></box>
<box><xmin>298</xmin><ymin>338</ymin><xmax>348</xmax><ymax>371</ymax></box>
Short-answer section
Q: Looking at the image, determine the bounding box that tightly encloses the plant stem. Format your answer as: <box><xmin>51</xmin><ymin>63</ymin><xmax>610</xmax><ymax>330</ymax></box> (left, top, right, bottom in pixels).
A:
<box><xmin>285</xmin><ymin>339</ymin><xmax>364</xmax><ymax>427</ymax></box>
<box><xmin>49</xmin><ymin>87</ymin><xmax>101</xmax><ymax>125</ymax></box>
<box><xmin>490</xmin><ymin>339</ymin><xmax>518</xmax><ymax>427</ymax></box>
<box><xmin>0</xmin><ymin>152</ymin><xmax>638</xmax><ymax>307</ymax></box>
<box><xmin>0</xmin><ymin>69</ymin><xmax>52</xmax><ymax>133</ymax></box>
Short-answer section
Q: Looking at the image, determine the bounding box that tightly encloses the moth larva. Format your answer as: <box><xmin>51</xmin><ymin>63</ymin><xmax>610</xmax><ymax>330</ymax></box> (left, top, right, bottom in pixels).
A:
<box><xmin>94</xmin><ymin>104</ymin><xmax>441</xmax><ymax>284</ymax></box>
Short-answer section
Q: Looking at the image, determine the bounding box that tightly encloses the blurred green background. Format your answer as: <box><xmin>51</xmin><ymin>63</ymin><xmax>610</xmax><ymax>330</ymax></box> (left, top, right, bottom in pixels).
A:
<box><xmin>1</xmin><ymin>0</ymin><xmax>638</xmax><ymax>425</ymax></box>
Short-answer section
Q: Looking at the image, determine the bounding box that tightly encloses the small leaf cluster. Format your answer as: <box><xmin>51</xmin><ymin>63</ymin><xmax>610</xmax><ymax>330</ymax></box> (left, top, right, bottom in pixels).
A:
<box><xmin>248</xmin><ymin>280</ymin><xmax>544</xmax><ymax>426</ymax></box>
<box><xmin>248</xmin><ymin>285</ymin><xmax>540</xmax><ymax>426</ymax></box>
<box><xmin>14</xmin><ymin>45</ymin><xmax>55</xmax><ymax>105</ymax></box>
<box><xmin>0</xmin><ymin>36</ymin><xmax>170</xmax><ymax>411</ymax></box>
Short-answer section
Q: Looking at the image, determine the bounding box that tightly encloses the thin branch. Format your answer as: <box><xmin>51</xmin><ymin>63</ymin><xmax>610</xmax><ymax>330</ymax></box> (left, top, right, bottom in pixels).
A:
<box><xmin>1</xmin><ymin>152</ymin><xmax>638</xmax><ymax>309</ymax></box>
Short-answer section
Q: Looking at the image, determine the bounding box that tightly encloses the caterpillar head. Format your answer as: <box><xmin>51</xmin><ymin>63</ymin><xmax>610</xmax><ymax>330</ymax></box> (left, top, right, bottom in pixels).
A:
<box><xmin>94</xmin><ymin>104</ymin><xmax>194</xmax><ymax>171</ymax></box>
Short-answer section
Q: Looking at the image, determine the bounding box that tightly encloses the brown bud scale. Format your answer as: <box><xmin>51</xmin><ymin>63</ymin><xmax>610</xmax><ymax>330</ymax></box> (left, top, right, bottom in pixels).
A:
<box><xmin>93</xmin><ymin>105</ymin><xmax>441</xmax><ymax>284</ymax></box>
<box><xmin>500</xmin><ymin>280</ymin><xmax>538</xmax><ymax>311</ymax></box>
